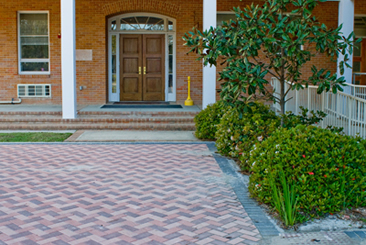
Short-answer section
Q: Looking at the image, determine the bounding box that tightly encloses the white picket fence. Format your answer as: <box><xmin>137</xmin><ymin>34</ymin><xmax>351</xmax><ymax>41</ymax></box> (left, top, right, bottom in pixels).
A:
<box><xmin>271</xmin><ymin>78</ymin><xmax>366</xmax><ymax>138</ymax></box>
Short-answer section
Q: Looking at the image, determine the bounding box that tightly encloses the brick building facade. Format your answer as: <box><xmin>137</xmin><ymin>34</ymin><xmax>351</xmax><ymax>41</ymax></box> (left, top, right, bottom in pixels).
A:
<box><xmin>0</xmin><ymin>0</ymin><xmax>361</xmax><ymax>119</ymax></box>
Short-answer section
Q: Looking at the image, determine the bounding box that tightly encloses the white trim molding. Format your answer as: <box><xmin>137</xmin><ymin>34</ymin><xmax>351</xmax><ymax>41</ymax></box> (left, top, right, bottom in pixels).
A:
<box><xmin>337</xmin><ymin>0</ymin><xmax>354</xmax><ymax>88</ymax></box>
<box><xmin>61</xmin><ymin>0</ymin><xmax>77</xmax><ymax>119</ymax></box>
<box><xmin>202</xmin><ymin>0</ymin><xmax>217</xmax><ymax>109</ymax></box>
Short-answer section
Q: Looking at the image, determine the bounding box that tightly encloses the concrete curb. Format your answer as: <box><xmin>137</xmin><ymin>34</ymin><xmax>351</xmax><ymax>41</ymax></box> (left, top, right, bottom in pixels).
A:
<box><xmin>0</xmin><ymin>141</ymin><xmax>213</xmax><ymax>145</ymax></box>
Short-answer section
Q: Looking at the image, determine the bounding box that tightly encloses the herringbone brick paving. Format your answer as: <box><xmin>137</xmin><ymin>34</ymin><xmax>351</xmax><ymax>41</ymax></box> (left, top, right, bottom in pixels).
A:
<box><xmin>0</xmin><ymin>144</ymin><xmax>261</xmax><ymax>244</ymax></box>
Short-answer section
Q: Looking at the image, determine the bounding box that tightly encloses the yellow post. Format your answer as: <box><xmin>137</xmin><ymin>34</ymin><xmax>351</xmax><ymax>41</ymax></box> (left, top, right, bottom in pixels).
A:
<box><xmin>185</xmin><ymin>76</ymin><xmax>194</xmax><ymax>106</ymax></box>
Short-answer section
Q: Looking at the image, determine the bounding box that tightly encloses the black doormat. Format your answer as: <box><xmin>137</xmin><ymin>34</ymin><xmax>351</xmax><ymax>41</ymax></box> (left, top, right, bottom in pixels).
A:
<box><xmin>113</xmin><ymin>101</ymin><xmax>170</xmax><ymax>105</ymax></box>
<box><xmin>101</xmin><ymin>104</ymin><xmax>183</xmax><ymax>109</ymax></box>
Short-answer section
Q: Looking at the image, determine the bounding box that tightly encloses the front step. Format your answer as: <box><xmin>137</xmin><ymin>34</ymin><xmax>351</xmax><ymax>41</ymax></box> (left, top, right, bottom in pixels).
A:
<box><xmin>0</xmin><ymin>117</ymin><xmax>195</xmax><ymax>124</ymax></box>
<box><xmin>0</xmin><ymin>111</ymin><xmax>199</xmax><ymax>116</ymax></box>
<box><xmin>0</xmin><ymin>111</ymin><xmax>199</xmax><ymax>131</ymax></box>
<box><xmin>0</xmin><ymin>123</ymin><xmax>195</xmax><ymax>131</ymax></box>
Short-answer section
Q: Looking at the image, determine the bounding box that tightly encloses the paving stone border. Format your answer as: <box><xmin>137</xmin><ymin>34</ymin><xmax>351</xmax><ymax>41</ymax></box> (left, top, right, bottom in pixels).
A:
<box><xmin>345</xmin><ymin>230</ymin><xmax>366</xmax><ymax>242</ymax></box>
<box><xmin>206</xmin><ymin>142</ymin><xmax>280</xmax><ymax>238</ymax></box>
<box><xmin>0</xmin><ymin>142</ymin><xmax>212</xmax><ymax>145</ymax></box>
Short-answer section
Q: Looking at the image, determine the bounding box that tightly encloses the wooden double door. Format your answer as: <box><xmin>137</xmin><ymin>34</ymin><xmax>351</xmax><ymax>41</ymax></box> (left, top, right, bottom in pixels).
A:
<box><xmin>120</xmin><ymin>34</ymin><xmax>165</xmax><ymax>101</ymax></box>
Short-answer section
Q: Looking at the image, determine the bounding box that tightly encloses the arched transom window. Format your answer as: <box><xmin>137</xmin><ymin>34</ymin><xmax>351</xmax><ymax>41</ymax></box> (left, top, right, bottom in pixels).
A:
<box><xmin>110</xmin><ymin>14</ymin><xmax>175</xmax><ymax>32</ymax></box>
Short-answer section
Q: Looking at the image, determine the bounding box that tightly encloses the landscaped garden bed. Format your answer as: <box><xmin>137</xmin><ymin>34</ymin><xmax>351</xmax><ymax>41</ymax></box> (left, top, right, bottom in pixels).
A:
<box><xmin>184</xmin><ymin>0</ymin><xmax>365</xmax><ymax>230</ymax></box>
<box><xmin>194</xmin><ymin>100</ymin><xmax>366</xmax><ymax>230</ymax></box>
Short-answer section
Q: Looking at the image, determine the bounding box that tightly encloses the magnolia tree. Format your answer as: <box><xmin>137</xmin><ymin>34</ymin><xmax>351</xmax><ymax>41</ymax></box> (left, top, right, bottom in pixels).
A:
<box><xmin>184</xmin><ymin>0</ymin><xmax>357</xmax><ymax>116</ymax></box>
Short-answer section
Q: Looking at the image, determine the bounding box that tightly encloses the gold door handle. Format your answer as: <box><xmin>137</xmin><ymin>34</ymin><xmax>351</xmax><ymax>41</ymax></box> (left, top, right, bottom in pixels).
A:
<box><xmin>144</xmin><ymin>67</ymin><xmax>146</xmax><ymax>75</ymax></box>
<box><xmin>139</xmin><ymin>67</ymin><xmax>141</xmax><ymax>75</ymax></box>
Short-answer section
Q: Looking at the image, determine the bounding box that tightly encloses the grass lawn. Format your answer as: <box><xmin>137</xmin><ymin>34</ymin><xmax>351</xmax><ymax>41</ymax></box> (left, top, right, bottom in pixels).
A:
<box><xmin>0</xmin><ymin>133</ymin><xmax>73</xmax><ymax>142</ymax></box>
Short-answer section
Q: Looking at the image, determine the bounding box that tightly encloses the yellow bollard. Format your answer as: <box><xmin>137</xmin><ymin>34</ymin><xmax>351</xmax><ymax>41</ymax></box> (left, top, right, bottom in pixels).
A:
<box><xmin>185</xmin><ymin>76</ymin><xmax>194</xmax><ymax>106</ymax></box>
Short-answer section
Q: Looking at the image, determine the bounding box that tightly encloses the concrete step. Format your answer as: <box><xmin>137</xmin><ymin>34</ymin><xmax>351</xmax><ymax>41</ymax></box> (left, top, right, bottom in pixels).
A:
<box><xmin>0</xmin><ymin>123</ymin><xmax>195</xmax><ymax>131</ymax></box>
<box><xmin>0</xmin><ymin>110</ymin><xmax>198</xmax><ymax>131</ymax></box>
<box><xmin>78</xmin><ymin>111</ymin><xmax>199</xmax><ymax>117</ymax></box>
<box><xmin>0</xmin><ymin>117</ymin><xmax>195</xmax><ymax>124</ymax></box>
<box><xmin>0</xmin><ymin>111</ymin><xmax>199</xmax><ymax>117</ymax></box>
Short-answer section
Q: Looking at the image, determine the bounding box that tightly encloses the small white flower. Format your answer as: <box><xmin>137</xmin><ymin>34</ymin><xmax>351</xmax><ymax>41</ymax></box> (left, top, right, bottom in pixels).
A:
<box><xmin>275</xmin><ymin>151</ymin><xmax>279</xmax><ymax>154</ymax></box>
<box><xmin>252</xmin><ymin>161</ymin><xmax>256</xmax><ymax>166</ymax></box>
<box><xmin>227</xmin><ymin>129</ymin><xmax>231</xmax><ymax>133</ymax></box>
<box><xmin>276</xmin><ymin>144</ymin><xmax>280</xmax><ymax>148</ymax></box>
<box><xmin>257</xmin><ymin>136</ymin><xmax>263</xmax><ymax>142</ymax></box>
<box><xmin>230</xmin><ymin>136</ymin><xmax>235</xmax><ymax>141</ymax></box>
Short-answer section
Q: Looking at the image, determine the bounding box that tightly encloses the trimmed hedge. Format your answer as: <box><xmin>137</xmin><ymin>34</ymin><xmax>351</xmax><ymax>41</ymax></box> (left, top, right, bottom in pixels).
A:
<box><xmin>248</xmin><ymin>125</ymin><xmax>366</xmax><ymax>221</ymax></box>
<box><xmin>194</xmin><ymin>100</ymin><xmax>228</xmax><ymax>140</ymax></box>
<box><xmin>215</xmin><ymin>103</ymin><xmax>279</xmax><ymax>168</ymax></box>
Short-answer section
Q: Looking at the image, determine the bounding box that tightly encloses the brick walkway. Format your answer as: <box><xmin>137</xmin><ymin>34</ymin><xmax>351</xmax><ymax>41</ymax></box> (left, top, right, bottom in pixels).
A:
<box><xmin>0</xmin><ymin>144</ymin><xmax>261</xmax><ymax>244</ymax></box>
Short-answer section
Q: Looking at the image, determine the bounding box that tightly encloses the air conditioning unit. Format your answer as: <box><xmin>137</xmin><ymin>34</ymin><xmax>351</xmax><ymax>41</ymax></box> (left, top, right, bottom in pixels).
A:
<box><xmin>17</xmin><ymin>84</ymin><xmax>51</xmax><ymax>98</ymax></box>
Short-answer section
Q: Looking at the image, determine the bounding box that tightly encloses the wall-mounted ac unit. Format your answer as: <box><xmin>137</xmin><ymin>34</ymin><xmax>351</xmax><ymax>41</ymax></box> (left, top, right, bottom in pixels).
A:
<box><xmin>17</xmin><ymin>84</ymin><xmax>51</xmax><ymax>98</ymax></box>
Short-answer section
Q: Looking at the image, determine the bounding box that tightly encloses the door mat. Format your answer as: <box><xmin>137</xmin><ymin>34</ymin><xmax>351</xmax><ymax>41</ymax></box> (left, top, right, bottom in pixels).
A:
<box><xmin>113</xmin><ymin>101</ymin><xmax>170</xmax><ymax>105</ymax></box>
<box><xmin>101</xmin><ymin>104</ymin><xmax>183</xmax><ymax>109</ymax></box>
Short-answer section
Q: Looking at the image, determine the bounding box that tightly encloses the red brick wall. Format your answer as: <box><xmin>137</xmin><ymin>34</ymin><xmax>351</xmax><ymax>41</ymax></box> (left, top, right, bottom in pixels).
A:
<box><xmin>0</xmin><ymin>1</ymin><xmax>61</xmax><ymax>104</ymax></box>
<box><xmin>0</xmin><ymin>0</ymin><xmax>340</xmax><ymax>106</ymax></box>
<box><xmin>355</xmin><ymin>0</ymin><xmax>366</xmax><ymax>15</ymax></box>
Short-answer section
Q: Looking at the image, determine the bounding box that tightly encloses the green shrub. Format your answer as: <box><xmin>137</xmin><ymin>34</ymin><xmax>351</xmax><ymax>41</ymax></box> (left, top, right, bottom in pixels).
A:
<box><xmin>194</xmin><ymin>100</ymin><xmax>228</xmax><ymax>140</ymax></box>
<box><xmin>281</xmin><ymin>107</ymin><xmax>327</xmax><ymax>129</ymax></box>
<box><xmin>238</xmin><ymin>107</ymin><xmax>328</xmax><ymax>170</ymax></box>
<box><xmin>249</xmin><ymin>125</ymin><xmax>366</xmax><ymax>222</ymax></box>
<box><xmin>215</xmin><ymin>103</ymin><xmax>279</xmax><ymax>166</ymax></box>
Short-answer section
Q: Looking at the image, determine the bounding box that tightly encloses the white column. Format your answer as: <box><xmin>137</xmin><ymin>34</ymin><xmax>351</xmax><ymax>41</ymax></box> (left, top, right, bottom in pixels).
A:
<box><xmin>337</xmin><ymin>0</ymin><xmax>354</xmax><ymax>90</ymax></box>
<box><xmin>202</xmin><ymin>0</ymin><xmax>217</xmax><ymax>109</ymax></box>
<box><xmin>61</xmin><ymin>0</ymin><xmax>77</xmax><ymax>119</ymax></box>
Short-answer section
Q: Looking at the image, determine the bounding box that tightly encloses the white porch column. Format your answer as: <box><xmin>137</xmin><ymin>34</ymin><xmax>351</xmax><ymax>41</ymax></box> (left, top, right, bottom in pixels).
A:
<box><xmin>61</xmin><ymin>0</ymin><xmax>77</xmax><ymax>119</ymax></box>
<box><xmin>202</xmin><ymin>0</ymin><xmax>217</xmax><ymax>109</ymax></box>
<box><xmin>337</xmin><ymin>0</ymin><xmax>354</xmax><ymax>88</ymax></box>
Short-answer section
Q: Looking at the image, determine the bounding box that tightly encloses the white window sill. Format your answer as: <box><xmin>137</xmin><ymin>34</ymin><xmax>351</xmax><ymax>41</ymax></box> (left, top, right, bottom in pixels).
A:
<box><xmin>19</xmin><ymin>72</ymin><xmax>51</xmax><ymax>75</ymax></box>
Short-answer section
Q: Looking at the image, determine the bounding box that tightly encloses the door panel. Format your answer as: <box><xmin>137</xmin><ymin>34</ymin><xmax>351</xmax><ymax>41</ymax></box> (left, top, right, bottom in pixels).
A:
<box><xmin>146</xmin><ymin>59</ymin><xmax>162</xmax><ymax>73</ymax></box>
<box><xmin>120</xmin><ymin>35</ymin><xmax>142</xmax><ymax>101</ymax></box>
<box><xmin>146</xmin><ymin>78</ymin><xmax>162</xmax><ymax>93</ymax></box>
<box><xmin>143</xmin><ymin>35</ymin><xmax>165</xmax><ymax>101</ymax></box>
<box><xmin>123</xmin><ymin>78</ymin><xmax>139</xmax><ymax>93</ymax></box>
<box><xmin>123</xmin><ymin>38</ymin><xmax>139</xmax><ymax>54</ymax></box>
<box><xmin>146</xmin><ymin>38</ymin><xmax>162</xmax><ymax>54</ymax></box>
<box><xmin>123</xmin><ymin>58</ymin><xmax>139</xmax><ymax>73</ymax></box>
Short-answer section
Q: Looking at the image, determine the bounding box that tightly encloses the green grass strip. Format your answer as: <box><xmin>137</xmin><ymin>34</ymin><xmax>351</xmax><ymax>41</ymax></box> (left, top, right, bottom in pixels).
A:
<box><xmin>0</xmin><ymin>133</ymin><xmax>73</xmax><ymax>142</ymax></box>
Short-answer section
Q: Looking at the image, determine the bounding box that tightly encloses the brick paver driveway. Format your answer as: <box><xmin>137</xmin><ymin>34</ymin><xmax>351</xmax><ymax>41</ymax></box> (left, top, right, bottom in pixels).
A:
<box><xmin>0</xmin><ymin>144</ymin><xmax>261</xmax><ymax>244</ymax></box>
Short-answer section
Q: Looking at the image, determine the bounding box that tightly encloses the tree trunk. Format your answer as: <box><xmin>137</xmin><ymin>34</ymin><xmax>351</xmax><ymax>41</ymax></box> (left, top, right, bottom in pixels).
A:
<box><xmin>280</xmin><ymin>48</ymin><xmax>286</xmax><ymax>127</ymax></box>
<box><xmin>280</xmin><ymin>78</ymin><xmax>285</xmax><ymax>115</ymax></box>
<box><xmin>280</xmin><ymin>78</ymin><xmax>285</xmax><ymax>127</ymax></box>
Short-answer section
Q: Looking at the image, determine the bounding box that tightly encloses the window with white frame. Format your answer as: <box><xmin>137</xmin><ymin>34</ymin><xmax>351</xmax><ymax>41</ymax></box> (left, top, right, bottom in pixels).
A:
<box><xmin>18</xmin><ymin>12</ymin><xmax>50</xmax><ymax>74</ymax></box>
<box><xmin>217</xmin><ymin>13</ymin><xmax>236</xmax><ymax>27</ymax></box>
